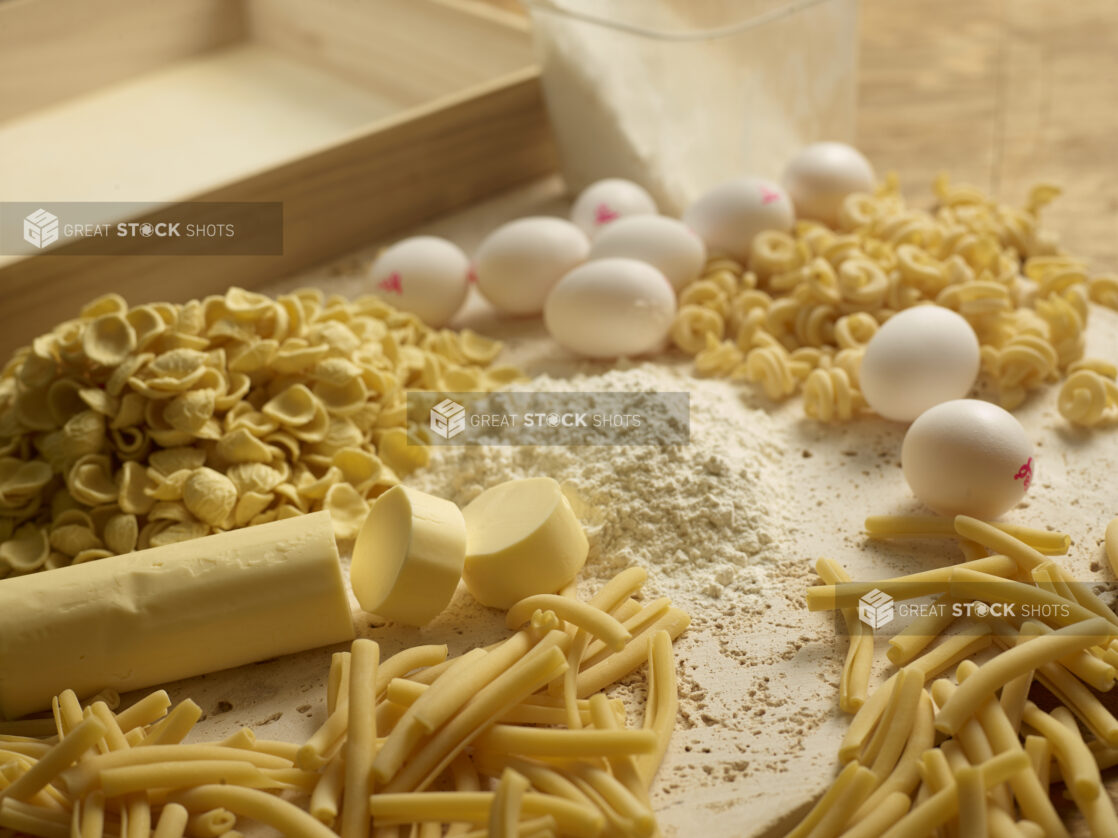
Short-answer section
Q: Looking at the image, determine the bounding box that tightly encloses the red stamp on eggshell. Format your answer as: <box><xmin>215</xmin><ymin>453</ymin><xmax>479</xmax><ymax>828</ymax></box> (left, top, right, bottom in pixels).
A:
<box><xmin>594</xmin><ymin>203</ymin><xmax>620</xmax><ymax>224</ymax></box>
<box><xmin>378</xmin><ymin>271</ymin><xmax>403</xmax><ymax>295</ymax></box>
<box><xmin>1013</xmin><ymin>457</ymin><xmax>1033</xmax><ymax>491</ymax></box>
<box><xmin>760</xmin><ymin>187</ymin><xmax>781</xmax><ymax>205</ymax></box>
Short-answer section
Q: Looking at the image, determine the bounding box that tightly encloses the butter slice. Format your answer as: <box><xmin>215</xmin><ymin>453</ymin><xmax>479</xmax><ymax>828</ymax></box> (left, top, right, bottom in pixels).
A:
<box><xmin>350</xmin><ymin>485</ymin><xmax>466</xmax><ymax>626</ymax></box>
<box><xmin>0</xmin><ymin>511</ymin><xmax>354</xmax><ymax>720</ymax></box>
<box><xmin>462</xmin><ymin>477</ymin><xmax>589</xmax><ymax>609</ymax></box>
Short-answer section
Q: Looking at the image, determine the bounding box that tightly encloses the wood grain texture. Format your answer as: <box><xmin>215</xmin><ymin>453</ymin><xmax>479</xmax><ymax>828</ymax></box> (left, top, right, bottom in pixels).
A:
<box><xmin>0</xmin><ymin>0</ymin><xmax>557</xmax><ymax>355</ymax></box>
<box><xmin>0</xmin><ymin>0</ymin><xmax>245</xmax><ymax>121</ymax></box>
<box><xmin>0</xmin><ymin>67</ymin><xmax>557</xmax><ymax>353</ymax></box>
<box><xmin>857</xmin><ymin>0</ymin><xmax>1118</xmax><ymax>271</ymax></box>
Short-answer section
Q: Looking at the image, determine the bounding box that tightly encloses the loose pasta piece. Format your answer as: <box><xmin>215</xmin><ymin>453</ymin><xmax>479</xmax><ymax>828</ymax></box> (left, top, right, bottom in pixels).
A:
<box><xmin>474</xmin><ymin>726</ymin><xmax>657</xmax><ymax>759</ymax></box>
<box><xmin>489</xmin><ymin>768</ymin><xmax>529</xmax><ymax>838</ymax></box>
<box><xmin>879</xmin><ymin>750</ymin><xmax>1029</xmax><ymax>838</ymax></box>
<box><xmin>115</xmin><ymin>690</ymin><xmax>172</xmax><ymax>734</ymax></box>
<box><xmin>908</xmin><ymin>631</ymin><xmax>993</xmax><ymax>682</ymax></box>
<box><xmin>953</xmin><ymin>765</ymin><xmax>985</xmax><ymax>838</ymax></box>
<box><xmin>368</xmin><ymin>646</ymin><xmax>448</xmax><ymax>698</ymax></box>
<box><xmin>851</xmin><ymin>689</ymin><xmax>934</xmax><ymax>821</ymax></box>
<box><xmin>375</xmin><ymin>645</ymin><xmax>517</xmax><ymax>784</ymax></box>
<box><xmin>309</xmin><ymin>754</ymin><xmax>344</xmax><ymax>827</ymax></box>
<box><xmin>142</xmin><ymin>699</ymin><xmax>203</xmax><ymax>747</ymax></box>
<box><xmin>864</xmin><ymin>516</ymin><xmax>1070</xmax><ymax>555</ymax></box>
<box><xmin>576</xmin><ymin>608</ymin><xmax>690</xmax><ymax>698</ymax></box>
<box><xmin>171</xmin><ymin>785</ymin><xmax>337</xmax><ymax>838</ymax></box>
<box><xmin>1106</xmin><ymin>518</ymin><xmax>1118</xmax><ymax>581</ymax></box>
<box><xmin>838</xmin><ymin>674</ymin><xmax>898</xmax><ymax>763</ymax></box>
<box><xmin>381</xmin><ymin>643</ymin><xmax>569</xmax><ymax>793</ymax></box>
<box><xmin>1</xmin><ymin>715</ymin><xmax>105</xmax><ymax>802</ymax></box>
<box><xmin>806</xmin><ymin>554</ymin><xmax>1017</xmax><ymax>611</ymax></box>
<box><xmin>64</xmin><ymin>745</ymin><xmax>291</xmax><ymax>797</ymax></box>
<box><xmin>947</xmin><ymin>568</ymin><xmax>1104</xmax><ymax>628</ymax></box>
<box><xmin>837</xmin><ymin>791</ymin><xmax>910</xmax><ymax>838</ymax></box>
<box><xmin>327</xmin><ymin>652</ymin><xmax>351</xmax><ymax>716</ymax></box>
<box><xmin>152</xmin><ymin>802</ymin><xmax>189</xmax><ymax>838</ymax></box>
<box><xmin>862</xmin><ymin>668</ymin><xmax>923</xmax><ymax>776</ymax></box>
<box><xmin>886</xmin><ymin>594</ymin><xmax>956</xmax><ymax>666</ymax></box>
<box><xmin>0</xmin><ymin>799</ymin><xmax>69</xmax><ymax>838</ymax></box>
<box><xmin>956</xmin><ymin>669</ymin><xmax>1067</xmax><ymax>836</ymax></box>
<box><xmin>366</xmin><ymin>792</ymin><xmax>603</xmax><ymax>838</ymax></box>
<box><xmin>785</xmin><ymin>761</ymin><xmax>877</xmax><ymax>838</ymax></box>
<box><xmin>817</xmin><ymin>558</ymin><xmax>873</xmax><ymax>712</ymax></box>
<box><xmin>506</xmin><ymin>596</ymin><xmax>630</xmax><ymax>652</ymax></box>
<box><xmin>581</xmin><ymin>598</ymin><xmax>671</xmax><ymax>666</ymax></box>
<box><xmin>587</xmin><ymin>567</ymin><xmax>648</xmax><ymax>613</ymax></box>
<box><xmin>637</xmin><ymin>631</ymin><xmax>678</xmax><ymax>787</ymax></box>
<box><xmin>1021</xmin><ymin>702</ymin><xmax>1100</xmax><ymax>802</ymax></box>
<box><xmin>341</xmin><ymin>638</ymin><xmax>379</xmax><ymax>838</ymax></box>
<box><xmin>588</xmin><ymin>694</ymin><xmax>647</xmax><ymax>806</ymax></box>
<box><xmin>936</xmin><ymin>617</ymin><xmax>1112</xmax><ymax>735</ymax></box>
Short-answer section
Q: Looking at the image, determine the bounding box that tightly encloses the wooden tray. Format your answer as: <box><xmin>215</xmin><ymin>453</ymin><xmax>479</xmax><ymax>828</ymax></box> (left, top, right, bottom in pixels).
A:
<box><xmin>0</xmin><ymin>0</ymin><xmax>557</xmax><ymax>354</ymax></box>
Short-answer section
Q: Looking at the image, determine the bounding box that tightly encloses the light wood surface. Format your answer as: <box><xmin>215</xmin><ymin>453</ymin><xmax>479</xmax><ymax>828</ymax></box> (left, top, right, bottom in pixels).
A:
<box><xmin>0</xmin><ymin>0</ymin><xmax>244</xmax><ymax>121</ymax></box>
<box><xmin>0</xmin><ymin>0</ymin><xmax>557</xmax><ymax>355</ymax></box>
<box><xmin>857</xmin><ymin>0</ymin><xmax>1118</xmax><ymax>272</ymax></box>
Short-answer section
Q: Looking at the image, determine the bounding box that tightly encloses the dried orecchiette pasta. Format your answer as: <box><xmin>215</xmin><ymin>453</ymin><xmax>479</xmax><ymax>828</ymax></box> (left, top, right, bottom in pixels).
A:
<box><xmin>0</xmin><ymin>286</ymin><xmax>518</xmax><ymax>573</ymax></box>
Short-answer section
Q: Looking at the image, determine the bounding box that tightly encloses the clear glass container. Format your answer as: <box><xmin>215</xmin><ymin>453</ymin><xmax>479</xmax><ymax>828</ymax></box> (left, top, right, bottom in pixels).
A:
<box><xmin>522</xmin><ymin>0</ymin><xmax>860</xmax><ymax>213</ymax></box>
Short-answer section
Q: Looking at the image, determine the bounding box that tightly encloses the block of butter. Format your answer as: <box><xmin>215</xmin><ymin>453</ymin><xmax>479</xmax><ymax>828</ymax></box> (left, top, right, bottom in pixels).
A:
<box><xmin>0</xmin><ymin>511</ymin><xmax>354</xmax><ymax>719</ymax></box>
<box><xmin>351</xmin><ymin>485</ymin><xmax>466</xmax><ymax>627</ymax></box>
<box><xmin>462</xmin><ymin>477</ymin><xmax>589</xmax><ymax>609</ymax></box>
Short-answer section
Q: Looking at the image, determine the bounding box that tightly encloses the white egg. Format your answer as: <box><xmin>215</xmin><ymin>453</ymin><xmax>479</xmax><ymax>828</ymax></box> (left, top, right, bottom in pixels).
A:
<box><xmin>569</xmin><ymin>178</ymin><xmax>658</xmax><ymax>237</ymax></box>
<box><xmin>902</xmin><ymin>399</ymin><xmax>1034</xmax><ymax>519</ymax></box>
<box><xmin>682</xmin><ymin>176</ymin><xmax>794</xmax><ymax>262</ymax></box>
<box><xmin>781</xmin><ymin>142</ymin><xmax>876</xmax><ymax>228</ymax></box>
<box><xmin>587</xmin><ymin>215</ymin><xmax>706</xmax><ymax>292</ymax></box>
<box><xmin>860</xmin><ymin>306</ymin><xmax>981</xmax><ymax>422</ymax></box>
<box><xmin>544</xmin><ymin>258</ymin><xmax>677</xmax><ymax>358</ymax></box>
<box><xmin>368</xmin><ymin>236</ymin><xmax>470</xmax><ymax>327</ymax></box>
<box><xmin>474</xmin><ymin>217</ymin><xmax>589</xmax><ymax>316</ymax></box>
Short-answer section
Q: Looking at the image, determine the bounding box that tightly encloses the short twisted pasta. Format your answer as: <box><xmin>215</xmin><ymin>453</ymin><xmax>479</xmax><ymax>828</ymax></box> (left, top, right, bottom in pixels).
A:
<box><xmin>670</xmin><ymin>305</ymin><xmax>723</xmax><ymax>355</ymax></box>
<box><xmin>803</xmin><ymin>366</ymin><xmax>862</xmax><ymax>422</ymax></box>
<box><xmin>743</xmin><ymin>344</ymin><xmax>798</xmax><ymax>401</ymax></box>
<box><xmin>1058</xmin><ymin>369</ymin><xmax>1116</xmax><ymax>427</ymax></box>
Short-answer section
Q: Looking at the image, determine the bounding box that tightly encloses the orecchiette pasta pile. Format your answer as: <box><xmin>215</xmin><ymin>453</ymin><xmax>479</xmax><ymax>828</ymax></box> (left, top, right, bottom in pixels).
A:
<box><xmin>670</xmin><ymin>174</ymin><xmax>1118</xmax><ymax>424</ymax></box>
<box><xmin>0</xmin><ymin>288</ymin><xmax>519</xmax><ymax>576</ymax></box>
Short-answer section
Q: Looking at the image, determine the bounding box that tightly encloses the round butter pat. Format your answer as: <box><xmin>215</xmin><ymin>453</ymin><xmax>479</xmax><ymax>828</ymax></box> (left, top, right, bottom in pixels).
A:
<box><xmin>351</xmin><ymin>485</ymin><xmax>466</xmax><ymax>626</ymax></box>
<box><xmin>461</xmin><ymin>477</ymin><xmax>589</xmax><ymax>609</ymax></box>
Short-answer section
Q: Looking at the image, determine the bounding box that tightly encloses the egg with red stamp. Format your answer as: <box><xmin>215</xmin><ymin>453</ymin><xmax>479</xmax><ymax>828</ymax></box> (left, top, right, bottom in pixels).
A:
<box><xmin>544</xmin><ymin>258</ymin><xmax>677</xmax><ymax>358</ymax></box>
<box><xmin>569</xmin><ymin>178</ymin><xmax>658</xmax><ymax>237</ymax></box>
<box><xmin>474</xmin><ymin>217</ymin><xmax>590</xmax><ymax>316</ymax></box>
<box><xmin>901</xmin><ymin>399</ymin><xmax>1035</xmax><ymax>519</ymax></box>
<box><xmin>368</xmin><ymin>236</ymin><xmax>470</xmax><ymax>328</ymax></box>
<box><xmin>682</xmin><ymin>176</ymin><xmax>794</xmax><ymax>262</ymax></box>
<box><xmin>587</xmin><ymin>215</ymin><xmax>706</xmax><ymax>292</ymax></box>
<box><xmin>781</xmin><ymin>141</ymin><xmax>876</xmax><ymax>227</ymax></box>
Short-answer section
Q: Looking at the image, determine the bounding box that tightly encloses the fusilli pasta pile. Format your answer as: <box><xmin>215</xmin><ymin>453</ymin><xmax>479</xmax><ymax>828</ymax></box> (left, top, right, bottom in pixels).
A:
<box><xmin>671</xmin><ymin>174</ymin><xmax>1118</xmax><ymax>424</ymax></box>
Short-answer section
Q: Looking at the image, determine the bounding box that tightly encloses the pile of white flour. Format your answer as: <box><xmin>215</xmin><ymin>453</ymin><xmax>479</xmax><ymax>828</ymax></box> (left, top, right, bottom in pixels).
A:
<box><xmin>408</xmin><ymin>362</ymin><xmax>794</xmax><ymax>603</ymax></box>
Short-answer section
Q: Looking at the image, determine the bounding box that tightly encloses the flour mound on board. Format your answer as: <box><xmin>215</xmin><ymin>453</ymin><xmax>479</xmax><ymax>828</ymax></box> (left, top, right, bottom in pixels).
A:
<box><xmin>409</xmin><ymin>363</ymin><xmax>791</xmax><ymax>599</ymax></box>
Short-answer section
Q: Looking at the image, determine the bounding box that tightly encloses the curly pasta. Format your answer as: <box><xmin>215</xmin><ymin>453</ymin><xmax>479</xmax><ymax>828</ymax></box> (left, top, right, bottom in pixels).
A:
<box><xmin>671</xmin><ymin>172</ymin><xmax>1115</xmax><ymax>423</ymax></box>
<box><xmin>1058</xmin><ymin>361</ymin><xmax>1118</xmax><ymax>427</ymax></box>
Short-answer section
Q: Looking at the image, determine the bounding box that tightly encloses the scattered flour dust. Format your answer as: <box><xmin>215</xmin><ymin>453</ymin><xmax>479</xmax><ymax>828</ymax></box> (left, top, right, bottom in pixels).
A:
<box><xmin>408</xmin><ymin>362</ymin><xmax>795</xmax><ymax>604</ymax></box>
<box><xmin>409</xmin><ymin>361</ymin><xmax>843</xmax><ymax>837</ymax></box>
